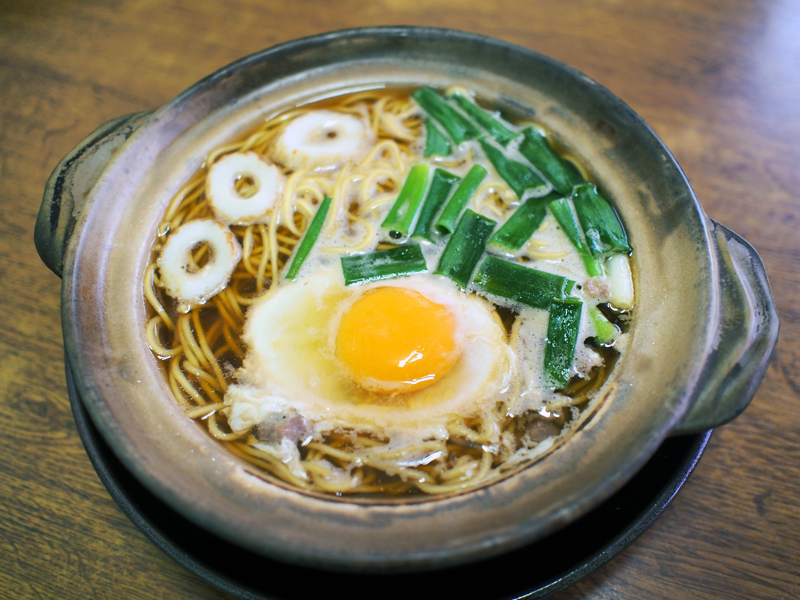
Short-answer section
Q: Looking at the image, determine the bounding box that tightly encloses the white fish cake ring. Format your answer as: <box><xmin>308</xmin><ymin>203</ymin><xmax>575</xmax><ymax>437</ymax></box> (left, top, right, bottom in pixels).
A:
<box><xmin>206</xmin><ymin>151</ymin><xmax>284</xmax><ymax>224</ymax></box>
<box><xmin>157</xmin><ymin>219</ymin><xmax>242</xmax><ymax>305</ymax></box>
<box><xmin>273</xmin><ymin>110</ymin><xmax>371</xmax><ymax>170</ymax></box>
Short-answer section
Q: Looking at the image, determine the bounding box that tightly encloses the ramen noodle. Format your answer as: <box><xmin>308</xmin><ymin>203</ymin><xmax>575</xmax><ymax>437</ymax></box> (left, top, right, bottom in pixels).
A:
<box><xmin>143</xmin><ymin>87</ymin><xmax>634</xmax><ymax>497</ymax></box>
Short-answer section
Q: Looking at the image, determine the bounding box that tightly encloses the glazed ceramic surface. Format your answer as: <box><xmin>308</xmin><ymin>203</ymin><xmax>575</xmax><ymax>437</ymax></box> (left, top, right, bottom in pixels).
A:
<box><xmin>35</xmin><ymin>27</ymin><xmax>778</xmax><ymax>572</ymax></box>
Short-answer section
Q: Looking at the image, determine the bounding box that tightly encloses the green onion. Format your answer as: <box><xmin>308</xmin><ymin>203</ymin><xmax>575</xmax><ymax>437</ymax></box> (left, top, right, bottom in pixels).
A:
<box><xmin>571</xmin><ymin>183</ymin><xmax>631</xmax><ymax>256</ymax></box>
<box><xmin>489</xmin><ymin>191</ymin><xmax>560</xmax><ymax>251</ymax></box>
<box><xmin>544</xmin><ymin>298</ymin><xmax>584</xmax><ymax>388</ymax></box>
<box><xmin>589</xmin><ymin>305</ymin><xmax>618</xmax><ymax>344</ymax></box>
<box><xmin>285</xmin><ymin>196</ymin><xmax>332</xmax><ymax>280</ymax></box>
<box><xmin>518</xmin><ymin>127</ymin><xmax>584</xmax><ymax>195</ymax></box>
<box><xmin>472</xmin><ymin>255</ymin><xmax>575</xmax><ymax>309</ymax></box>
<box><xmin>435</xmin><ymin>164</ymin><xmax>488</xmax><ymax>234</ymax></box>
<box><xmin>435</xmin><ymin>210</ymin><xmax>496</xmax><ymax>287</ymax></box>
<box><xmin>451</xmin><ymin>93</ymin><xmax>519</xmax><ymax>146</ymax></box>
<box><xmin>341</xmin><ymin>245</ymin><xmax>427</xmax><ymax>286</ymax></box>
<box><xmin>411</xmin><ymin>168</ymin><xmax>461</xmax><ymax>242</ymax></box>
<box><xmin>606</xmin><ymin>254</ymin><xmax>634</xmax><ymax>309</ymax></box>
<box><xmin>548</xmin><ymin>197</ymin><xmax>604</xmax><ymax>277</ymax></box>
<box><xmin>423</xmin><ymin>118</ymin><xmax>451</xmax><ymax>157</ymax></box>
<box><xmin>381</xmin><ymin>163</ymin><xmax>430</xmax><ymax>235</ymax></box>
<box><xmin>412</xmin><ymin>87</ymin><xmax>480</xmax><ymax>144</ymax></box>
<box><xmin>479</xmin><ymin>140</ymin><xmax>548</xmax><ymax>199</ymax></box>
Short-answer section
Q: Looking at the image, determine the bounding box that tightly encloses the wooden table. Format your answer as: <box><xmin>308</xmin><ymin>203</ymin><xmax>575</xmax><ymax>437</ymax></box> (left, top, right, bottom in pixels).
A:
<box><xmin>2</xmin><ymin>1</ymin><xmax>798</xmax><ymax>598</ymax></box>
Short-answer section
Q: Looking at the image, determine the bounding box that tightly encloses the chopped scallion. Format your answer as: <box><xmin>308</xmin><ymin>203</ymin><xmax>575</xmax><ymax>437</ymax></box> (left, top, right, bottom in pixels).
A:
<box><xmin>571</xmin><ymin>183</ymin><xmax>631</xmax><ymax>256</ymax></box>
<box><xmin>412</xmin><ymin>87</ymin><xmax>480</xmax><ymax>144</ymax></box>
<box><xmin>548</xmin><ymin>197</ymin><xmax>604</xmax><ymax>277</ymax></box>
<box><xmin>435</xmin><ymin>209</ymin><xmax>496</xmax><ymax>287</ymax></box>
<box><xmin>341</xmin><ymin>244</ymin><xmax>427</xmax><ymax>286</ymax></box>
<box><xmin>285</xmin><ymin>196</ymin><xmax>332</xmax><ymax>280</ymax></box>
<box><xmin>589</xmin><ymin>305</ymin><xmax>619</xmax><ymax>344</ymax></box>
<box><xmin>489</xmin><ymin>192</ymin><xmax>559</xmax><ymax>251</ymax></box>
<box><xmin>451</xmin><ymin>93</ymin><xmax>519</xmax><ymax>146</ymax></box>
<box><xmin>423</xmin><ymin>118</ymin><xmax>451</xmax><ymax>157</ymax></box>
<box><xmin>472</xmin><ymin>255</ymin><xmax>575</xmax><ymax>309</ymax></box>
<box><xmin>606</xmin><ymin>253</ymin><xmax>634</xmax><ymax>309</ymax></box>
<box><xmin>411</xmin><ymin>168</ymin><xmax>461</xmax><ymax>242</ymax></box>
<box><xmin>435</xmin><ymin>164</ymin><xmax>488</xmax><ymax>234</ymax></box>
<box><xmin>544</xmin><ymin>298</ymin><xmax>584</xmax><ymax>389</ymax></box>
<box><xmin>479</xmin><ymin>140</ymin><xmax>548</xmax><ymax>198</ymax></box>
<box><xmin>518</xmin><ymin>127</ymin><xmax>584</xmax><ymax>195</ymax></box>
<box><xmin>381</xmin><ymin>163</ymin><xmax>430</xmax><ymax>235</ymax></box>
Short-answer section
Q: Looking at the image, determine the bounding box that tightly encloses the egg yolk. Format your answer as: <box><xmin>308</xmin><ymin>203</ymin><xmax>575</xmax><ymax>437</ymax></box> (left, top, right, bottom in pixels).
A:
<box><xmin>336</xmin><ymin>287</ymin><xmax>461</xmax><ymax>394</ymax></box>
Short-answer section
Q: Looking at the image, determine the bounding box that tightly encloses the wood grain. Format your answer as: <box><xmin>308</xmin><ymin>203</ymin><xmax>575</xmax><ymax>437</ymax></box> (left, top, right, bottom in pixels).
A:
<box><xmin>1</xmin><ymin>0</ymin><xmax>797</xmax><ymax>598</ymax></box>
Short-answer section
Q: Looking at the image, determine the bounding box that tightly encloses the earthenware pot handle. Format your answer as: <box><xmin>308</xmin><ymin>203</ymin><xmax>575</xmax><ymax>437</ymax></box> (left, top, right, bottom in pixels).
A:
<box><xmin>673</xmin><ymin>220</ymin><xmax>779</xmax><ymax>434</ymax></box>
<box><xmin>34</xmin><ymin>111</ymin><xmax>151</xmax><ymax>278</ymax></box>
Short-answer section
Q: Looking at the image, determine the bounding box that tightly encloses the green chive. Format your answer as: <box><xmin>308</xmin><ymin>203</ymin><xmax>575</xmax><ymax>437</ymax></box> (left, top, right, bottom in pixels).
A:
<box><xmin>451</xmin><ymin>93</ymin><xmax>519</xmax><ymax>146</ymax></box>
<box><xmin>411</xmin><ymin>168</ymin><xmax>461</xmax><ymax>242</ymax></box>
<box><xmin>381</xmin><ymin>163</ymin><xmax>430</xmax><ymax>235</ymax></box>
<box><xmin>518</xmin><ymin>127</ymin><xmax>584</xmax><ymax>195</ymax></box>
<box><xmin>571</xmin><ymin>183</ymin><xmax>631</xmax><ymax>256</ymax></box>
<box><xmin>285</xmin><ymin>196</ymin><xmax>332</xmax><ymax>280</ymax></box>
<box><xmin>589</xmin><ymin>306</ymin><xmax>619</xmax><ymax>344</ymax></box>
<box><xmin>341</xmin><ymin>245</ymin><xmax>427</xmax><ymax>286</ymax></box>
<box><xmin>489</xmin><ymin>191</ymin><xmax>560</xmax><ymax>251</ymax></box>
<box><xmin>548</xmin><ymin>197</ymin><xmax>604</xmax><ymax>277</ymax></box>
<box><xmin>472</xmin><ymin>255</ymin><xmax>575</xmax><ymax>309</ymax></box>
<box><xmin>423</xmin><ymin>118</ymin><xmax>452</xmax><ymax>157</ymax></box>
<box><xmin>435</xmin><ymin>210</ymin><xmax>496</xmax><ymax>287</ymax></box>
<box><xmin>479</xmin><ymin>140</ymin><xmax>548</xmax><ymax>199</ymax></box>
<box><xmin>412</xmin><ymin>87</ymin><xmax>480</xmax><ymax>144</ymax></box>
<box><xmin>544</xmin><ymin>298</ymin><xmax>584</xmax><ymax>389</ymax></box>
<box><xmin>435</xmin><ymin>164</ymin><xmax>488</xmax><ymax>234</ymax></box>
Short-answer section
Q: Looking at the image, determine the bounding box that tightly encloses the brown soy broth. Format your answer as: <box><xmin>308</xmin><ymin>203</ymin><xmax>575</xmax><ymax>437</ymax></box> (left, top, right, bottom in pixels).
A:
<box><xmin>143</xmin><ymin>87</ymin><xmax>632</xmax><ymax>498</ymax></box>
<box><xmin>494</xmin><ymin>305</ymin><xmax>519</xmax><ymax>338</ymax></box>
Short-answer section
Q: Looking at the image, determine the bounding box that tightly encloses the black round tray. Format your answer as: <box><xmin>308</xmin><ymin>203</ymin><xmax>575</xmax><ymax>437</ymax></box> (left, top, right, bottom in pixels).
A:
<box><xmin>67</xmin><ymin>360</ymin><xmax>711</xmax><ymax>600</ymax></box>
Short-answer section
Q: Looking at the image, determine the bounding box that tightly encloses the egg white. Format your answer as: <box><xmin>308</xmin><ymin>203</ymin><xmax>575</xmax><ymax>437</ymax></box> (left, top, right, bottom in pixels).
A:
<box><xmin>224</xmin><ymin>269</ymin><xmax>515</xmax><ymax>449</ymax></box>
